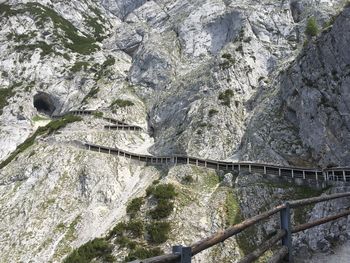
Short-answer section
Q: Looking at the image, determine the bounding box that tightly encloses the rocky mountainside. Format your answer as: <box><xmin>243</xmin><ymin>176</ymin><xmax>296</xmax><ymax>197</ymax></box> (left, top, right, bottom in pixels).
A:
<box><xmin>1</xmin><ymin>0</ymin><xmax>350</xmax><ymax>262</ymax></box>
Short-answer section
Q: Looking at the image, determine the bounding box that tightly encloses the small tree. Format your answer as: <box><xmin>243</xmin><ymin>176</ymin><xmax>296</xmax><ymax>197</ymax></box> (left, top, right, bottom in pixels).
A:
<box><xmin>305</xmin><ymin>17</ymin><xmax>319</xmax><ymax>38</ymax></box>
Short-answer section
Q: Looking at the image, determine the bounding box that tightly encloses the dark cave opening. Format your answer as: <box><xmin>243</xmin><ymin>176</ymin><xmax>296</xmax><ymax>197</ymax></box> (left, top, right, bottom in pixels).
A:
<box><xmin>33</xmin><ymin>92</ymin><xmax>56</xmax><ymax>116</ymax></box>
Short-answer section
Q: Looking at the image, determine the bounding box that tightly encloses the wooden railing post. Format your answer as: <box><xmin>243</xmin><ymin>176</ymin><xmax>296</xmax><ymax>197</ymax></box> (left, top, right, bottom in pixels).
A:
<box><xmin>172</xmin><ymin>245</ymin><xmax>191</xmax><ymax>263</ymax></box>
<box><xmin>280</xmin><ymin>202</ymin><xmax>292</xmax><ymax>262</ymax></box>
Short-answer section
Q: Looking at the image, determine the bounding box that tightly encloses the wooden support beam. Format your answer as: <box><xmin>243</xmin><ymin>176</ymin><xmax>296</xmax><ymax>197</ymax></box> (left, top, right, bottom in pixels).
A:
<box><xmin>267</xmin><ymin>246</ymin><xmax>288</xmax><ymax>263</ymax></box>
<box><xmin>288</xmin><ymin>192</ymin><xmax>350</xmax><ymax>208</ymax></box>
<box><xmin>190</xmin><ymin>204</ymin><xmax>286</xmax><ymax>255</ymax></box>
<box><xmin>237</xmin><ymin>229</ymin><xmax>286</xmax><ymax>263</ymax></box>
<box><xmin>292</xmin><ymin>209</ymin><xmax>350</xmax><ymax>233</ymax></box>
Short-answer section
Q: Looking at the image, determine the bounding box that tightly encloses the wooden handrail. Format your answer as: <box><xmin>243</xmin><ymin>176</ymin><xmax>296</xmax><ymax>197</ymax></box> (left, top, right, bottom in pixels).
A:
<box><xmin>292</xmin><ymin>209</ymin><xmax>350</xmax><ymax>233</ymax></box>
<box><xmin>267</xmin><ymin>246</ymin><xmax>288</xmax><ymax>263</ymax></box>
<box><xmin>238</xmin><ymin>229</ymin><xmax>286</xmax><ymax>263</ymax></box>
<box><xmin>288</xmin><ymin>192</ymin><xmax>350</xmax><ymax>208</ymax></box>
<box><xmin>190</xmin><ymin>204</ymin><xmax>286</xmax><ymax>255</ymax></box>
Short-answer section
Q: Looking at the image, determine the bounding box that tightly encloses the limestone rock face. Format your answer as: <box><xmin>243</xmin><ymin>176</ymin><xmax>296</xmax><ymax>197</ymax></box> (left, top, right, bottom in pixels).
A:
<box><xmin>241</xmin><ymin>5</ymin><xmax>350</xmax><ymax>167</ymax></box>
<box><xmin>1</xmin><ymin>0</ymin><xmax>350</xmax><ymax>262</ymax></box>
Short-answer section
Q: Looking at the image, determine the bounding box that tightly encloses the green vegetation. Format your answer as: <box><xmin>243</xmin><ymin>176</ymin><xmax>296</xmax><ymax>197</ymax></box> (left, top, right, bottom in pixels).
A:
<box><xmin>182</xmin><ymin>175</ymin><xmax>194</xmax><ymax>184</ymax></box>
<box><xmin>224</xmin><ymin>191</ymin><xmax>242</xmax><ymax>226</ymax></box>
<box><xmin>70</xmin><ymin>61</ymin><xmax>90</xmax><ymax>73</ymax></box>
<box><xmin>146</xmin><ymin>183</ymin><xmax>176</xmax><ymax>199</ymax></box>
<box><xmin>146</xmin><ymin>222</ymin><xmax>171</xmax><ymax>244</ymax></box>
<box><xmin>108</xmin><ymin>220</ymin><xmax>144</xmax><ymax>239</ymax></box>
<box><xmin>63</xmin><ymin>238</ymin><xmax>114</xmax><ymax>263</ymax></box>
<box><xmin>94</xmin><ymin>56</ymin><xmax>116</xmax><ymax>80</ymax></box>
<box><xmin>0</xmin><ymin>88</ymin><xmax>15</xmax><ymax>115</ymax></box>
<box><xmin>2</xmin><ymin>3</ymin><xmax>99</xmax><ymax>55</ymax></box>
<box><xmin>149</xmin><ymin>199</ymin><xmax>174</xmax><ymax>219</ymax></box>
<box><xmin>0</xmin><ymin>115</ymin><xmax>82</xmax><ymax>169</ymax></box>
<box><xmin>32</xmin><ymin>115</ymin><xmax>49</xmax><ymax>122</ymax></box>
<box><xmin>127</xmin><ymin>197</ymin><xmax>144</xmax><ymax>218</ymax></box>
<box><xmin>82</xmin><ymin>87</ymin><xmax>100</xmax><ymax>104</ymax></box>
<box><xmin>146</xmin><ymin>184</ymin><xmax>176</xmax><ymax>219</ymax></box>
<box><xmin>208</xmin><ymin>109</ymin><xmax>218</xmax><ymax>117</ymax></box>
<box><xmin>220</xmin><ymin>53</ymin><xmax>235</xmax><ymax>69</ymax></box>
<box><xmin>110</xmin><ymin>99</ymin><xmax>134</xmax><ymax>108</ymax></box>
<box><xmin>125</xmin><ymin>247</ymin><xmax>163</xmax><ymax>261</ymax></box>
<box><xmin>14</xmin><ymin>41</ymin><xmax>59</xmax><ymax>57</ymax></box>
<box><xmin>218</xmin><ymin>89</ymin><xmax>234</xmax><ymax>107</ymax></box>
<box><xmin>92</xmin><ymin>111</ymin><xmax>103</xmax><ymax>118</ymax></box>
<box><xmin>305</xmin><ymin>17</ymin><xmax>319</xmax><ymax>38</ymax></box>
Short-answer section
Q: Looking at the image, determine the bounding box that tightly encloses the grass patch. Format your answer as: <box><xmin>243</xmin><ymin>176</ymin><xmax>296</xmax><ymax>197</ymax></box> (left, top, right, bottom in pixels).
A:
<box><xmin>220</xmin><ymin>53</ymin><xmax>235</xmax><ymax>70</ymax></box>
<box><xmin>146</xmin><ymin>184</ymin><xmax>176</xmax><ymax>199</ymax></box>
<box><xmin>127</xmin><ymin>197</ymin><xmax>144</xmax><ymax>218</ymax></box>
<box><xmin>70</xmin><ymin>61</ymin><xmax>89</xmax><ymax>73</ymax></box>
<box><xmin>146</xmin><ymin>222</ymin><xmax>171</xmax><ymax>244</ymax></box>
<box><xmin>224</xmin><ymin>191</ymin><xmax>242</xmax><ymax>226</ymax></box>
<box><xmin>82</xmin><ymin>87</ymin><xmax>100</xmax><ymax>104</ymax></box>
<box><xmin>0</xmin><ymin>88</ymin><xmax>15</xmax><ymax>115</ymax></box>
<box><xmin>125</xmin><ymin>247</ymin><xmax>163</xmax><ymax>261</ymax></box>
<box><xmin>305</xmin><ymin>16</ymin><xmax>319</xmax><ymax>38</ymax></box>
<box><xmin>149</xmin><ymin>199</ymin><xmax>174</xmax><ymax>219</ymax></box>
<box><xmin>63</xmin><ymin>238</ymin><xmax>114</xmax><ymax>263</ymax></box>
<box><xmin>218</xmin><ymin>89</ymin><xmax>234</xmax><ymax>107</ymax></box>
<box><xmin>0</xmin><ymin>115</ymin><xmax>81</xmax><ymax>169</ymax></box>
<box><xmin>32</xmin><ymin>115</ymin><xmax>49</xmax><ymax>122</ymax></box>
<box><xmin>110</xmin><ymin>99</ymin><xmax>134</xmax><ymax>108</ymax></box>
<box><xmin>3</xmin><ymin>3</ymin><xmax>99</xmax><ymax>55</ymax></box>
<box><xmin>208</xmin><ymin>109</ymin><xmax>218</xmax><ymax>117</ymax></box>
<box><xmin>92</xmin><ymin>111</ymin><xmax>103</xmax><ymax>118</ymax></box>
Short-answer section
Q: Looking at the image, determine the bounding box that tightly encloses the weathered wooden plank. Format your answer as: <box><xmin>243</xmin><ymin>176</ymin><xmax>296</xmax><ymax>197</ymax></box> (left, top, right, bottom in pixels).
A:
<box><xmin>288</xmin><ymin>192</ymin><xmax>350</xmax><ymax>208</ymax></box>
<box><xmin>292</xmin><ymin>209</ymin><xmax>350</xmax><ymax>233</ymax></box>
<box><xmin>267</xmin><ymin>246</ymin><xmax>288</xmax><ymax>263</ymax></box>
<box><xmin>190</xmin><ymin>204</ymin><xmax>286</xmax><ymax>255</ymax></box>
<box><xmin>238</xmin><ymin>229</ymin><xmax>286</xmax><ymax>263</ymax></box>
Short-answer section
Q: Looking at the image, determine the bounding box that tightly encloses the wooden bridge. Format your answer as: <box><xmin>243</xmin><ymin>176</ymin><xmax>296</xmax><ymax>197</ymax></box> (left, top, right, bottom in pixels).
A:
<box><xmin>83</xmin><ymin>142</ymin><xmax>350</xmax><ymax>183</ymax></box>
<box><xmin>52</xmin><ymin>110</ymin><xmax>143</xmax><ymax>131</ymax></box>
<box><xmin>52</xmin><ymin>109</ymin><xmax>350</xmax><ymax>182</ymax></box>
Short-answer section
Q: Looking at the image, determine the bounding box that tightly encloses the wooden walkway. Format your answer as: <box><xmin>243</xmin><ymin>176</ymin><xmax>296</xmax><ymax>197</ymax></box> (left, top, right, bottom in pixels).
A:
<box><xmin>83</xmin><ymin>142</ymin><xmax>350</xmax><ymax>183</ymax></box>
<box><xmin>52</xmin><ymin>109</ymin><xmax>350</xmax><ymax>183</ymax></box>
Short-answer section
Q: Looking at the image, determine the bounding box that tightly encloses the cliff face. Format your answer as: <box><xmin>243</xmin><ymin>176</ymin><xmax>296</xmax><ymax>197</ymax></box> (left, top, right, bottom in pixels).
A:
<box><xmin>1</xmin><ymin>0</ymin><xmax>350</xmax><ymax>262</ymax></box>
<box><xmin>241</xmin><ymin>4</ymin><xmax>350</xmax><ymax>167</ymax></box>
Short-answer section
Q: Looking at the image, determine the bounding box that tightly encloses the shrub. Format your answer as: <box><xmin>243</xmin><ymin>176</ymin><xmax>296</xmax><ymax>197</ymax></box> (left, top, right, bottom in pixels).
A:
<box><xmin>0</xmin><ymin>88</ymin><xmax>15</xmax><ymax>115</ymax></box>
<box><xmin>107</xmin><ymin>222</ymin><xmax>126</xmax><ymax>239</ymax></box>
<box><xmin>208</xmin><ymin>109</ymin><xmax>218</xmax><ymax>117</ymax></box>
<box><xmin>305</xmin><ymin>17</ymin><xmax>319</xmax><ymax>37</ymax></box>
<box><xmin>125</xmin><ymin>220</ymin><xmax>144</xmax><ymax>238</ymax></box>
<box><xmin>108</xmin><ymin>220</ymin><xmax>144</xmax><ymax>239</ymax></box>
<box><xmin>218</xmin><ymin>89</ymin><xmax>234</xmax><ymax>107</ymax></box>
<box><xmin>146</xmin><ymin>222</ymin><xmax>171</xmax><ymax>244</ymax></box>
<box><xmin>82</xmin><ymin>87</ymin><xmax>100</xmax><ymax>104</ymax></box>
<box><xmin>71</xmin><ymin>61</ymin><xmax>89</xmax><ymax>73</ymax></box>
<box><xmin>149</xmin><ymin>199</ymin><xmax>174</xmax><ymax>219</ymax></box>
<box><xmin>111</xmin><ymin>99</ymin><xmax>134</xmax><ymax>108</ymax></box>
<box><xmin>63</xmin><ymin>238</ymin><xmax>114</xmax><ymax>263</ymax></box>
<box><xmin>126</xmin><ymin>197</ymin><xmax>144</xmax><ymax>218</ymax></box>
<box><xmin>125</xmin><ymin>247</ymin><xmax>163</xmax><ymax>261</ymax></box>
<box><xmin>115</xmin><ymin>236</ymin><xmax>137</xmax><ymax>249</ymax></box>
<box><xmin>150</xmin><ymin>184</ymin><xmax>176</xmax><ymax>200</ymax></box>
<box><xmin>93</xmin><ymin>111</ymin><xmax>103</xmax><ymax>118</ymax></box>
<box><xmin>182</xmin><ymin>175</ymin><xmax>194</xmax><ymax>184</ymax></box>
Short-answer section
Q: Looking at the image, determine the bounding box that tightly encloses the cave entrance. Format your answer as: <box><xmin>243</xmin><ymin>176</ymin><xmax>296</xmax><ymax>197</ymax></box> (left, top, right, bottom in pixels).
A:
<box><xmin>33</xmin><ymin>92</ymin><xmax>56</xmax><ymax>116</ymax></box>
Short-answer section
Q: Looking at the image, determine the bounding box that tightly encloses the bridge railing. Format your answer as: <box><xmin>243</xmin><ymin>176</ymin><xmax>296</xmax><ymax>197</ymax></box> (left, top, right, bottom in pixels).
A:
<box><xmin>128</xmin><ymin>192</ymin><xmax>350</xmax><ymax>263</ymax></box>
<box><xmin>83</xmin><ymin>142</ymin><xmax>350</xmax><ymax>183</ymax></box>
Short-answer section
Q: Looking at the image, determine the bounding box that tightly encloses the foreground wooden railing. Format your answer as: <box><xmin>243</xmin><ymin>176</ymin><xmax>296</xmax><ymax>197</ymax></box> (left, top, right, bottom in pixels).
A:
<box><xmin>128</xmin><ymin>192</ymin><xmax>350</xmax><ymax>263</ymax></box>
